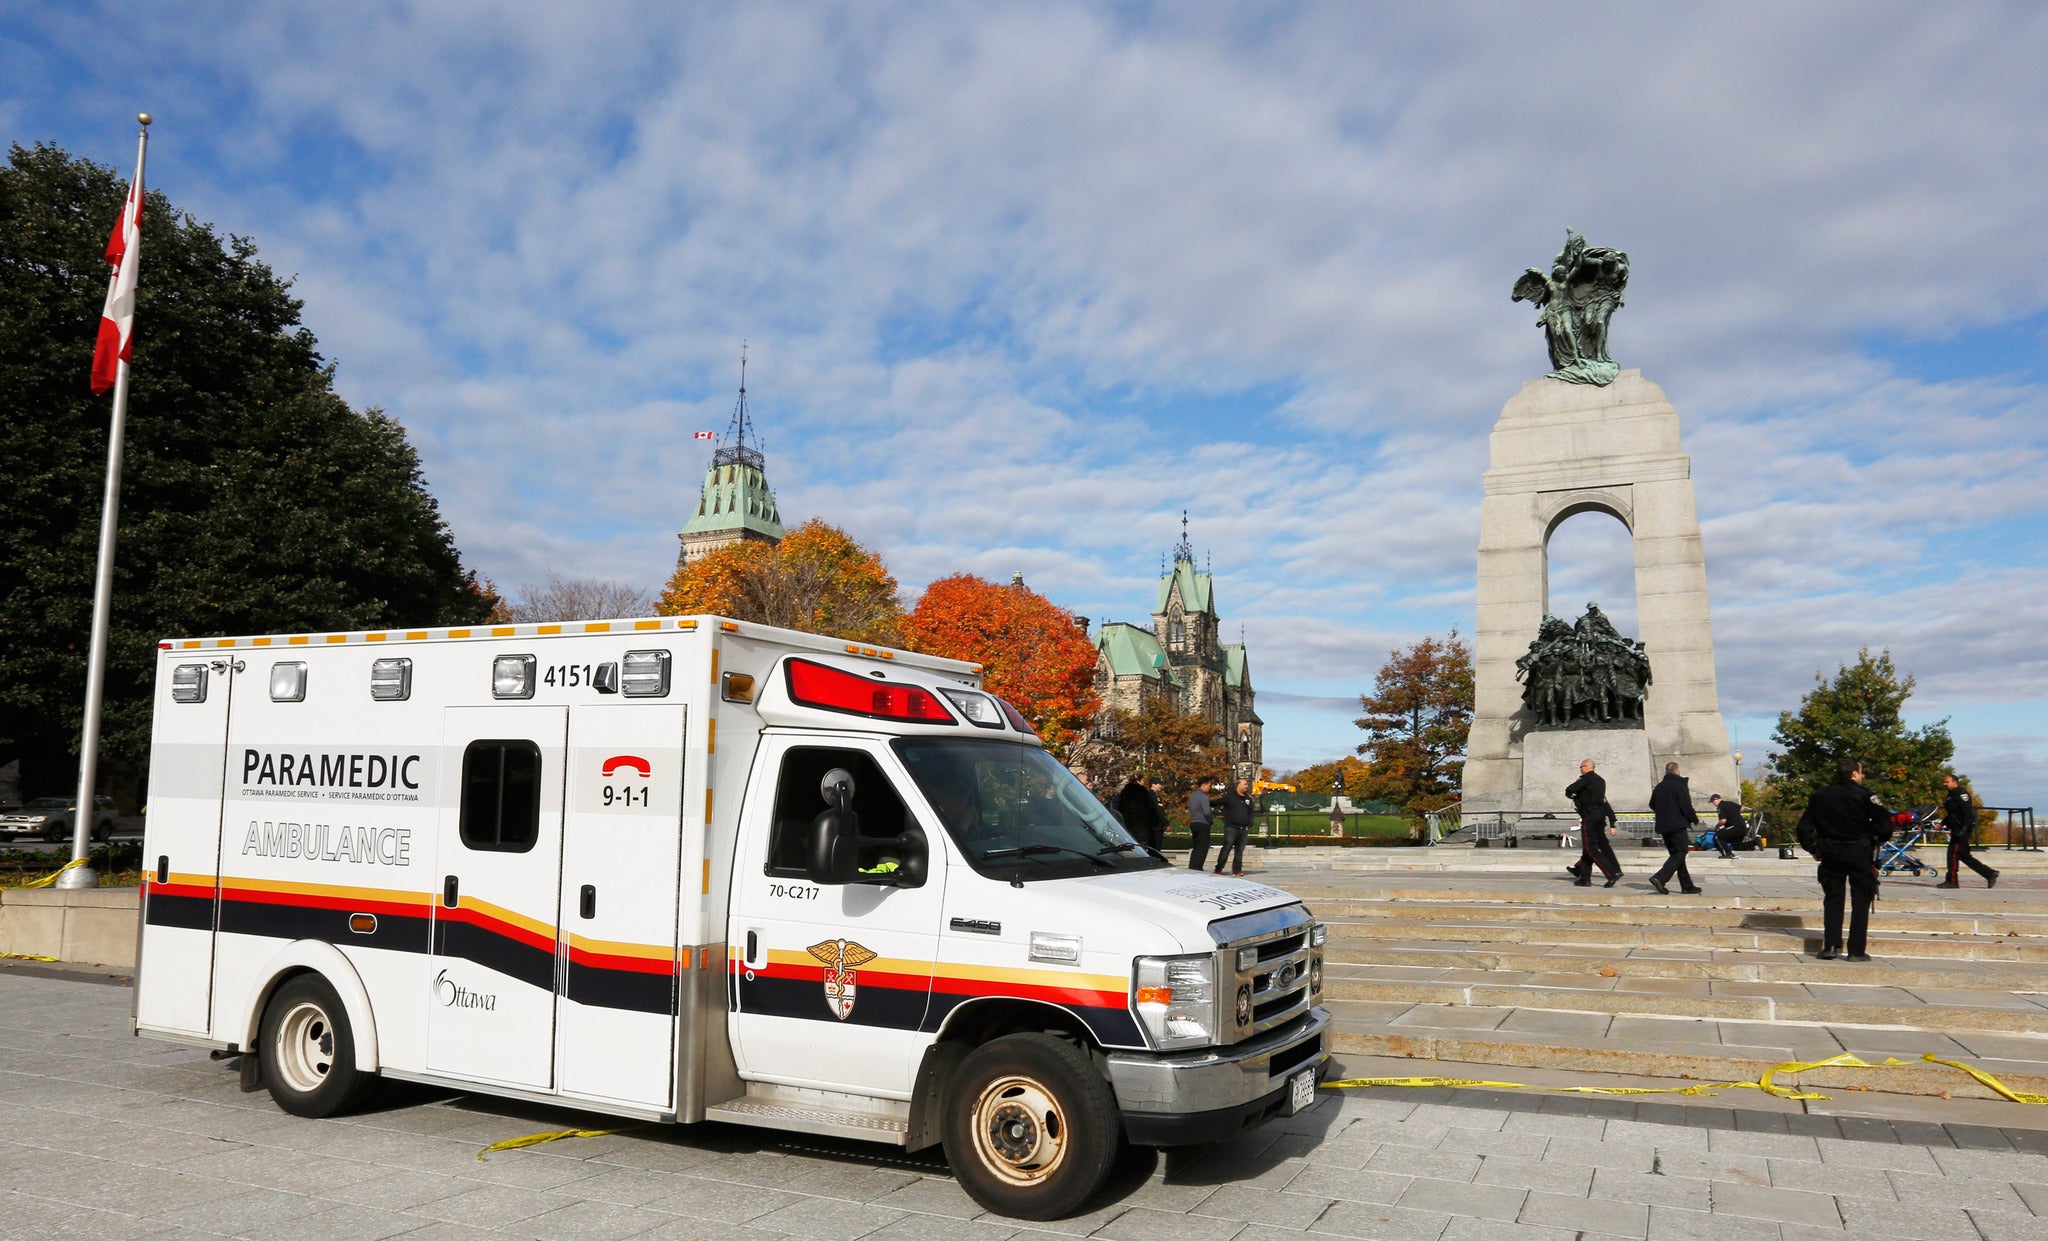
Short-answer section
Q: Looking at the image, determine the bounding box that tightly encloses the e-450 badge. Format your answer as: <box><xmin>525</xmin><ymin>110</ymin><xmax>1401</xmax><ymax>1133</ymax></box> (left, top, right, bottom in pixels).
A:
<box><xmin>806</xmin><ymin>938</ymin><xmax>878</xmax><ymax>1020</ymax></box>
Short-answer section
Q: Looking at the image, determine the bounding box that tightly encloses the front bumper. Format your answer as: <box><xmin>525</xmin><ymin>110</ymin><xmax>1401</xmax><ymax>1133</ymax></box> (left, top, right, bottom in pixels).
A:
<box><xmin>1105</xmin><ymin>1005</ymin><xmax>1330</xmax><ymax>1147</ymax></box>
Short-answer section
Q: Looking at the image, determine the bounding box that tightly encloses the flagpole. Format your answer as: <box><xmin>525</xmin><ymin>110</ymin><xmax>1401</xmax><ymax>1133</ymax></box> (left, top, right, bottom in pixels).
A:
<box><xmin>60</xmin><ymin>114</ymin><xmax>151</xmax><ymax>891</ymax></box>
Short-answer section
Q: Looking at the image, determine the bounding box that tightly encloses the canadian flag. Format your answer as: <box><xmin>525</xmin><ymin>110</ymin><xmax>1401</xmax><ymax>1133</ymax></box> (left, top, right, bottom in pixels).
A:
<box><xmin>90</xmin><ymin>168</ymin><xmax>145</xmax><ymax>394</ymax></box>
<box><xmin>693</xmin><ymin>431</ymin><xmax>714</xmax><ymax>440</ymax></box>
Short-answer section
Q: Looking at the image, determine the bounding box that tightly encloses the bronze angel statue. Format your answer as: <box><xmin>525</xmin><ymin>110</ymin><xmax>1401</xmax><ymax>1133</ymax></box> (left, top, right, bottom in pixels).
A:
<box><xmin>1512</xmin><ymin>229</ymin><xmax>1629</xmax><ymax>386</ymax></box>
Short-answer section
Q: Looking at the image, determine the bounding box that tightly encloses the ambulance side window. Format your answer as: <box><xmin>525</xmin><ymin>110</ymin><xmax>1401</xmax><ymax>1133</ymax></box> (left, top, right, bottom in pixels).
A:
<box><xmin>764</xmin><ymin>747</ymin><xmax>908</xmax><ymax>877</ymax></box>
<box><xmin>461</xmin><ymin>740</ymin><xmax>542</xmax><ymax>853</ymax></box>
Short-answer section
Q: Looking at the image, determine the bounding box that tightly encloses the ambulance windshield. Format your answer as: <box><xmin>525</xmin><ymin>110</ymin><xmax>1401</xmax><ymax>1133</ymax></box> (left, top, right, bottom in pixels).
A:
<box><xmin>892</xmin><ymin>738</ymin><xmax>1167</xmax><ymax>881</ymax></box>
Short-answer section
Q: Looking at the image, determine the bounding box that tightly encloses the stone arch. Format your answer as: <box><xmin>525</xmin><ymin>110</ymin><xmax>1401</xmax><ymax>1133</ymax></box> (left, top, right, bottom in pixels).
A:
<box><xmin>1539</xmin><ymin>491</ymin><xmax>1637</xmax><ymax>627</ymax></box>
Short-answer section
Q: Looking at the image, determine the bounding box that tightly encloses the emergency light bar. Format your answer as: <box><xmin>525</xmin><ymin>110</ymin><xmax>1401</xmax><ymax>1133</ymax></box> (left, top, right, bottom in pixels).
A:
<box><xmin>937</xmin><ymin>686</ymin><xmax>1004</xmax><ymax>728</ymax></box>
<box><xmin>784</xmin><ymin>659</ymin><xmax>955</xmax><ymax>725</ymax></box>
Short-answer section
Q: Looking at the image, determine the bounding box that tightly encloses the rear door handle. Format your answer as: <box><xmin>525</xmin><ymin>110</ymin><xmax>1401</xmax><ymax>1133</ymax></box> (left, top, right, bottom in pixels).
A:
<box><xmin>443</xmin><ymin>875</ymin><xmax>459</xmax><ymax>908</ymax></box>
<box><xmin>745</xmin><ymin>929</ymin><xmax>760</xmax><ymax>966</ymax></box>
<box><xmin>579</xmin><ymin>885</ymin><xmax>596</xmax><ymax>919</ymax></box>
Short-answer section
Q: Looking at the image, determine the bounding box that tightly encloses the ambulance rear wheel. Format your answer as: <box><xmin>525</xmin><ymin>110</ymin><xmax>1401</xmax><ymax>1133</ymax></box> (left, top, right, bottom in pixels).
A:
<box><xmin>941</xmin><ymin>1033</ymin><xmax>1119</xmax><ymax>1221</ymax></box>
<box><xmin>259</xmin><ymin>974</ymin><xmax>370</xmax><ymax>1118</ymax></box>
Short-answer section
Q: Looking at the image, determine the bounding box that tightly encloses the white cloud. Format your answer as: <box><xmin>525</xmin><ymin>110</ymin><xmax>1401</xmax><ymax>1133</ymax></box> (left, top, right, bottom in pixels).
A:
<box><xmin>13</xmin><ymin>1</ymin><xmax>2048</xmax><ymax>801</ymax></box>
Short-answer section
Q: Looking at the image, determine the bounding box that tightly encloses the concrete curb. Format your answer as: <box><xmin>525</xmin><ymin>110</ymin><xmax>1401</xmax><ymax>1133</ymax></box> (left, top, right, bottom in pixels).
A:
<box><xmin>0</xmin><ymin>885</ymin><xmax>139</xmax><ymax>966</ymax></box>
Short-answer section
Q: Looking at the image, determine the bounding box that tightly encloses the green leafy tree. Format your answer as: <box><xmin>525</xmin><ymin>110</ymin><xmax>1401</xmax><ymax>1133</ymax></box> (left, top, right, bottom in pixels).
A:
<box><xmin>1354</xmin><ymin>630</ymin><xmax>1474</xmax><ymax>812</ymax></box>
<box><xmin>0</xmin><ymin>143</ymin><xmax>491</xmax><ymax>799</ymax></box>
<box><xmin>1763</xmin><ymin>647</ymin><xmax>1954</xmax><ymax>821</ymax></box>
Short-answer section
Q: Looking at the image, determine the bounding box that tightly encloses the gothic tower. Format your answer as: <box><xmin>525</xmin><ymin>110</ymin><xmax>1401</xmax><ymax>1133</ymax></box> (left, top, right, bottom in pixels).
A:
<box><xmin>678</xmin><ymin>347</ymin><xmax>787</xmax><ymax>567</ymax></box>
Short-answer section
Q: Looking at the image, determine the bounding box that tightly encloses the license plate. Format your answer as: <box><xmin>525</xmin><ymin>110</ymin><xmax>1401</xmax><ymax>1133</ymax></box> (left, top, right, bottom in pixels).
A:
<box><xmin>1285</xmin><ymin>1067</ymin><xmax>1316</xmax><ymax>1115</ymax></box>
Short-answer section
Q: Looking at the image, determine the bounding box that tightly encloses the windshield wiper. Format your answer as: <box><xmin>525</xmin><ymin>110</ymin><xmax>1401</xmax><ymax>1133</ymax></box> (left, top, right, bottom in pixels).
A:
<box><xmin>1095</xmin><ymin>841</ymin><xmax>1145</xmax><ymax>856</ymax></box>
<box><xmin>981</xmin><ymin>843</ymin><xmax>1113</xmax><ymax>868</ymax></box>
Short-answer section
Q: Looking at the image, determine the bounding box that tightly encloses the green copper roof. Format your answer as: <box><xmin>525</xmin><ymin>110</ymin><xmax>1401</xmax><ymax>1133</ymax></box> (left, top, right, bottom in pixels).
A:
<box><xmin>1222</xmin><ymin>643</ymin><xmax>1248</xmax><ymax>688</ymax></box>
<box><xmin>681</xmin><ymin>460</ymin><xmax>785</xmax><ymax>541</ymax></box>
<box><xmin>1095</xmin><ymin>622</ymin><xmax>1168</xmax><ymax>681</ymax></box>
<box><xmin>1154</xmin><ymin>559</ymin><xmax>1214</xmax><ymax>615</ymax></box>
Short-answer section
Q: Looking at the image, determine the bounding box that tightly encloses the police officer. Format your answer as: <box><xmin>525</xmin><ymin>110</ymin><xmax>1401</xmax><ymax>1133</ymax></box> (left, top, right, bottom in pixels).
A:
<box><xmin>1565</xmin><ymin>759</ymin><xmax>1621</xmax><ymax>886</ymax></box>
<box><xmin>1937</xmin><ymin>772</ymin><xmax>1999</xmax><ymax>889</ymax></box>
<box><xmin>1708</xmin><ymin>793</ymin><xmax>1749</xmax><ymax>858</ymax></box>
<box><xmin>1799</xmin><ymin>757</ymin><xmax>1897</xmax><ymax>960</ymax></box>
<box><xmin>1648</xmin><ymin>762</ymin><xmax>1702</xmax><ymax>895</ymax></box>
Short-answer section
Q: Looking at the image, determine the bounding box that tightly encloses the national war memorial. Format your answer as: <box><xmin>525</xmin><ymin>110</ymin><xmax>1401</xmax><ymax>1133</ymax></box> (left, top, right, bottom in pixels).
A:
<box><xmin>1462</xmin><ymin>232</ymin><xmax>1738</xmax><ymax>818</ymax></box>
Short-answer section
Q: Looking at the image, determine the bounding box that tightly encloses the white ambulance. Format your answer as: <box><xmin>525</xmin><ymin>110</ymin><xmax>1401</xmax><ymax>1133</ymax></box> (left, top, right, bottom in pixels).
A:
<box><xmin>135</xmin><ymin>615</ymin><xmax>1329</xmax><ymax>1219</ymax></box>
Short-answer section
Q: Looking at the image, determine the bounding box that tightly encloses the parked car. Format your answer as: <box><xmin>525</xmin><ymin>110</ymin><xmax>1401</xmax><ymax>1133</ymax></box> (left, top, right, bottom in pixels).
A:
<box><xmin>0</xmin><ymin>795</ymin><xmax>118</xmax><ymax>843</ymax></box>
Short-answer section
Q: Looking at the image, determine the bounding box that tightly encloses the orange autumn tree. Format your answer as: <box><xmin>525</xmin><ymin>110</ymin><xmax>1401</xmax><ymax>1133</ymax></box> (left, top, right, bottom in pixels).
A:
<box><xmin>901</xmin><ymin>574</ymin><xmax>1101</xmax><ymax>749</ymax></box>
<box><xmin>657</xmin><ymin>519</ymin><xmax>903</xmax><ymax>645</ymax></box>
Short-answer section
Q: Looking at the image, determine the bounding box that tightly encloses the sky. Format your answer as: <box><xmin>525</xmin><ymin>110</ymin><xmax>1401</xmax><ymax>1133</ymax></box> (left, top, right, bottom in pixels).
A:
<box><xmin>7</xmin><ymin>3</ymin><xmax>2046</xmax><ymax>805</ymax></box>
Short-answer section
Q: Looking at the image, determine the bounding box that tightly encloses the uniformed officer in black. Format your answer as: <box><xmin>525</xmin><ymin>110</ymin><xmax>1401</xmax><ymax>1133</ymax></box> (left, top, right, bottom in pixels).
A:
<box><xmin>1564</xmin><ymin>759</ymin><xmax>1621</xmax><ymax>886</ymax></box>
<box><xmin>1937</xmin><ymin>772</ymin><xmax>1999</xmax><ymax>889</ymax></box>
<box><xmin>1708</xmin><ymin>794</ymin><xmax>1748</xmax><ymax>858</ymax></box>
<box><xmin>1799</xmin><ymin>757</ymin><xmax>1896</xmax><ymax>960</ymax></box>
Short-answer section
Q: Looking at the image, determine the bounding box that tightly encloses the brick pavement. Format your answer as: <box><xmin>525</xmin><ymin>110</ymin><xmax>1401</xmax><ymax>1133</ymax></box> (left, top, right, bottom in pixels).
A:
<box><xmin>5</xmin><ymin>966</ymin><xmax>2048</xmax><ymax>1240</ymax></box>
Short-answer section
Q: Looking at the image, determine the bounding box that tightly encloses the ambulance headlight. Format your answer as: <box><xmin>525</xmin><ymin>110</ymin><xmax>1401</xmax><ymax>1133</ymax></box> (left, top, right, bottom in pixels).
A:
<box><xmin>1132</xmin><ymin>953</ymin><xmax>1220</xmax><ymax>1050</ymax></box>
<box><xmin>621</xmin><ymin>649</ymin><xmax>671</xmax><ymax>697</ymax></box>
<box><xmin>370</xmin><ymin>657</ymin><xmax>412</xmax><ymax>701</ymax></box>
<box><xmin>493</xmin><ymin>654</ymin><xmax>536</xmax><ymax>699</ymax></box>
<box><xmin>171</xmin><ymin>663</ymin><xmax>208</xmax><ymax>703</ymax></box>
<box><xmin>269</xmin><ymin>661</ymin><xmax>307</xmax><ymax>702</ymax></box>
<box><xmin>937</xmin><ymin>687</ymin><xmax>1003</xmax><ymax>728</ymax></box>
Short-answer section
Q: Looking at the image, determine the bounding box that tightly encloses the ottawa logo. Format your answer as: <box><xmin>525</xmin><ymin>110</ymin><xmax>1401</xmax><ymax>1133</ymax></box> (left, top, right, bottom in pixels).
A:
<box><xmin>433</xmin><ymin>968</ymin><xmax>497</xmax><ymax>1011</ymax></box>
<box><xmin>806</xmin><ymin>938</ymin><xmax>878</xmax><ymax>1020</ymax></box>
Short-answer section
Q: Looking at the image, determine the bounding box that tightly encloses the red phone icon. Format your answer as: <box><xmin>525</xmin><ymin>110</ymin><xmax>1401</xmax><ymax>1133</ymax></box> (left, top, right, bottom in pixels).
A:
<box><xmin>601</xmin><ymin>755</ymin><xmax>652</xmax><ymax>778</ymax></box>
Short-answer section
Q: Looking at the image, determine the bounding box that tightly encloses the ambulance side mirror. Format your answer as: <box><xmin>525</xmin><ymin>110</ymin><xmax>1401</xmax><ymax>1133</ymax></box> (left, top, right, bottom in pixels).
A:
<box><xmin>807</xmin><ymin>808</ymin><xmax>861</xmax><ymax>885</ymax></box>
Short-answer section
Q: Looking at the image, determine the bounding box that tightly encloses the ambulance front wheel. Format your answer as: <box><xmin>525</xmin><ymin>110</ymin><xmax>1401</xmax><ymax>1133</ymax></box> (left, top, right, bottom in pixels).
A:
<box><xmin>259</xmin><ymin>974</ymin><xmax>372</xmax><ymax>1118</ymax></box>
<box><xmin>941</xmin><ymin>1033</ymin><xmax>1119</xmax><ymax>1220</ymax></box>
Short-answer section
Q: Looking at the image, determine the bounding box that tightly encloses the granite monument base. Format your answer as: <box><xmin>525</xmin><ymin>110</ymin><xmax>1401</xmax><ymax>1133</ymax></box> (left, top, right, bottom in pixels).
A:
<box><xmin>1521</xmin><ymin>728</ymin><xmax>1654</xmax><ymax>817</ymax></box>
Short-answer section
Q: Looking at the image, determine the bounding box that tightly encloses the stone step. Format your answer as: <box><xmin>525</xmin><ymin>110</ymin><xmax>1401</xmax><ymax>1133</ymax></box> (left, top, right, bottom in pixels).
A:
<box><xmin>1320</xmin><ymin>965</ymin><xmax>2048</xmax><ymax>1032</ymax></box>
<box><xmin>1310</xmin><ymin>899</ymin><xmax>2048</xmax><ymax>937</ymax></box>
<box><xmin>1285</xmin><ymin>881</ymin><xmax>2048</xmax><ymax>916</ymax></box>
<box><xmin>1323</xmin><ymin>917</ymin><xmax>2048</xmax><ymax>961</ymax></box>
<box><xmin>1322</xmin><ymin>940</ymin><xmax>2048</xmax><ymax>988</ymax></box>
<box><xmin>1245</xmin><ymin>845</ymin><xmax>2048</xmax><ymax>875</ymax></box>
<box><xmin>1323</xmin><ymin>997</ymin><xmax>2048</xmax><ymax>1103</ymax></box>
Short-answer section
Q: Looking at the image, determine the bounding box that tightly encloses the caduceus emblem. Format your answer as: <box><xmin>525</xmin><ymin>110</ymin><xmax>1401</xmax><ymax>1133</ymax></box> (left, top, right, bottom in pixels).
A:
<box><xmin>806</xmin><ymin>938</ymin><xmax>879</xmax><ymax>1020</ymax></box>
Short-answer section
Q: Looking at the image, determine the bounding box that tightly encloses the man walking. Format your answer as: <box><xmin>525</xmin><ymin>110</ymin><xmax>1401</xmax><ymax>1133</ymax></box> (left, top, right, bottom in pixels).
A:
<box><xmin>1565</xmin><ymin>759</ymin><xmax>1621</xmax><ymax>886</ymax></box>
<box><xmin>1648</xmin><ymin>761</ymin><xmax>1701</xmax><ymax>895</ymax></box>
<box><xmin>1115</xmin><ymin>774</ymin><xmax>1164</xmax><ymax>852</ymax></box>
<box><xmin>1186</xmin><ymin>778</ymin><xmax>1215</xmax><ymax>871</ymax></box>
<box><xmin>1801</xmin><ymin>757</ymin><xmax>1898</xmax><ymax>960</ymax></box>
<box><xmin>1146</xmin><ymin>779</ymin><xmax>1170</xmax><ymax>852</ymax></box>
<box><xmin>1708</xmin><ymin>793</ymin><xmax>1749</xmax><ymax>858</ymax></box>
<box><xmin>1937</xmin><ymin>772</ymin><xmax>1999</xmax><ymax>889</ymax></box>
<box><xmin>1213</xmin><ymin>777</ymin><xmax>1255</xmax><ymax>877</ymax></box>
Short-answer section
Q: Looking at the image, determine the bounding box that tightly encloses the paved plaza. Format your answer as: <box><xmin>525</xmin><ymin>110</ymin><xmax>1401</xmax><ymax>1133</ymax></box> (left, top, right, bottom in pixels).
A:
<box><xmin>6</xmin><ymin>962</ymin><xmax>2048</xmax><ymax>1241</ymax></box>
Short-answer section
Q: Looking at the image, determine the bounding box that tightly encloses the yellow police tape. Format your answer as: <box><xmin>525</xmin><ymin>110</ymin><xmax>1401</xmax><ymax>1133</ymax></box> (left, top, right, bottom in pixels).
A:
<box><xmin>1325</xmin><ymin>1051</ymin><xmax>2047</xmax><ymax>1106</ymax></box>
<box><xmin>7</xmin><ymin>857</ymin><xmax>90</xmax><ymax>890</ymax></box>
<box><xmin>1</xmin><ymin>952</ymin><xmax>61</xmax><ymax>962</ymax></box>
<box><xmin>477</xmin><ymin>1123</ymin><xmax>647</xmax><ymax>1160</ymax></box>
<box><xmin>471</xmin><ymin>1054</ymin><xmax>2043</xmax><ymax>1161</ymax></box>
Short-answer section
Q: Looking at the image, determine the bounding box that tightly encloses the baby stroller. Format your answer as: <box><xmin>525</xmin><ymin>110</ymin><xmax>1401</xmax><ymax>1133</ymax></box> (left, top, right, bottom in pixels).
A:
<box><xmin>1876</xmin><ymin>804</ymin><xmax>1939</xmax><ymax>876</ymax></box>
